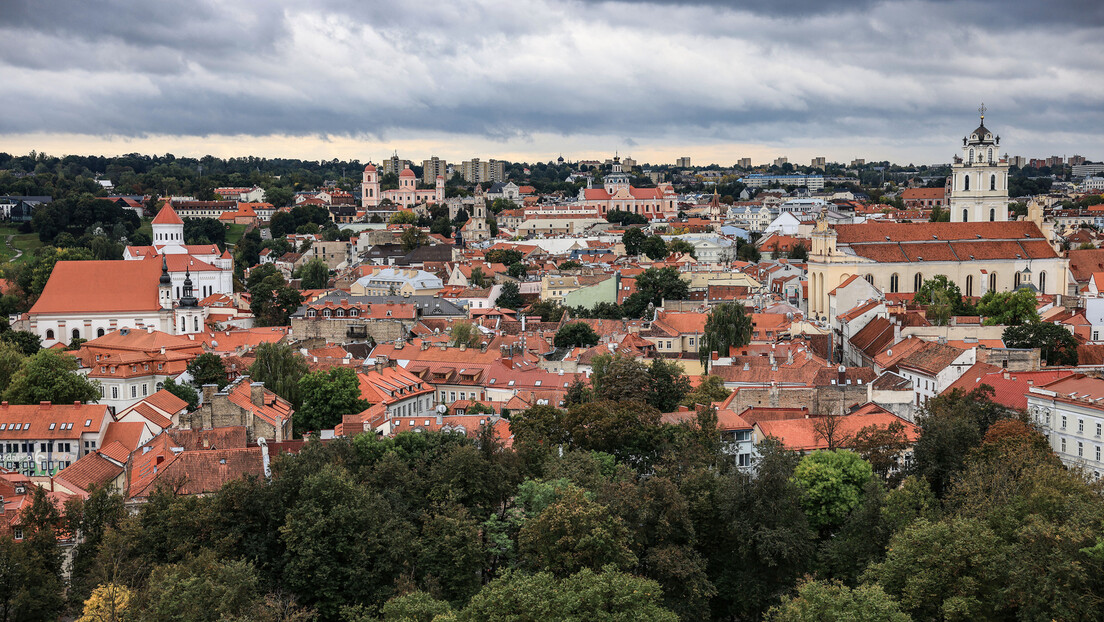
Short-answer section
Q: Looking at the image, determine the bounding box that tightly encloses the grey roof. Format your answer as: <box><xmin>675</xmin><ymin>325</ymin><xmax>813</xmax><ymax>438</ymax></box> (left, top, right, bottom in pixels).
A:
<box><xmin>292</xmin><ymin>292</ymin><xmax>467</xmax><ymax>318</ymax></box>
<box><xmin>395</xmin><ymin>244</ymin><xmax>453</xmax><ymax>265</ymax></box>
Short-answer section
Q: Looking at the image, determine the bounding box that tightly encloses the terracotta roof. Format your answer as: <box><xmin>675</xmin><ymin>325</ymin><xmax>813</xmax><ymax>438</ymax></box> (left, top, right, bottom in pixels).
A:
<box><xmin>152</xmin><ymin>204</ymin><xmax>184</xmax><ymax>225</ymax></box>
<box><xmin>946</xmin><ymin>364</ymin><xmax>1076</xmax><ymax>410</ymax></box>
<box><xmin>101</xmin><ymin>421</ymin><xmax>146</xmax><ymax>452</ymax></box>
<box><xmin>849</xmin><ymin>317</ymin><xmax>896</xmax><ymax>357</ymax></box>
<box><xmin>31</xmin><ymin>259</ymin><xmax>163</xmax><ymax>314</ymax></box>
<box><xmin>894</xmin><ymin>340</ymin><xmax>969</xmax><ymax>375</ymax></box>
<box><xmin>757</xmin><ymin>408</ymin><xmax>920</xmax><ymax>451</ymax></box>
<box><xmin>55</xmin><ymin>451</ymin><xmax>125</xmax><ymax>495</ymax></box>
<box><xmin>143</xmin><ymin>390</ymin><xmax>189</xmax><ymax>415</ymax></box>
<box><xmin>0</xmin><ymin>402</ymin><xmax>110</xmax><ymax>440</ymax></box>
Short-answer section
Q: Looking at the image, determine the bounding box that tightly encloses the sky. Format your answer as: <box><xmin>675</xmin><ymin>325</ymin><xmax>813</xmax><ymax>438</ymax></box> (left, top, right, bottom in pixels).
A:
<box><xmin>2</xmin><ymin>0</ymin><xmax>1103</xmax><ymax>167</ymax></box>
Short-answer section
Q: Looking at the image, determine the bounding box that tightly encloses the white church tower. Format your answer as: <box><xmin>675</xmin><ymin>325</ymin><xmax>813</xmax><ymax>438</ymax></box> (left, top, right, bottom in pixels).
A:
<box><xmin>949</xmin><ymin>104</ymin><xmax>1010</xmax><ymax>223</ymax></box>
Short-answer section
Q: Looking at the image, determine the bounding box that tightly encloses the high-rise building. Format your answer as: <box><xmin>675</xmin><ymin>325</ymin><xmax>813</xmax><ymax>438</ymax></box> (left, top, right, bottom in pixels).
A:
<box><xmin>810</xmin><ymin>157</ymin><xmax>826</xmax><ymax>170</ymax></box>
<box><xmin>381</xmin><ymin>152</ymin><xmax>414</xmax><ymax>176</ymax></box>
<box><xmin>1007</xmin><ymin>155</ymin><xmax>1026</xmax><ymax>168</ymax></box>
<box><xmin>461</xmin><ymin>158</ymin><xmax>506</xmax><ymax>183</ymax></box>
<box><xmin>1069</xmin><ymin>155</ymin><xmax>1087</xmax><ymax>167</ymax></box>
<box><xmin>675</xmin><ymin>157</ymin><xmax>691</xmax><ymax>168</ymax></box>
<box><xmin>737</xmin><ymin>157</ymin><xmax>752</xmax><ymax>169</ymax></box>
<box><xmin>422</xmin><ymin>156</ymin><xmax>448</xmax><ymax>185</ymax></box>
<box><xmin>773</xmin><ymin>156</ymin><xmax>789</xmax><ymax>167</ymax></box>
<box><xmin>850</xmin><ymin>158</ymin><xmax>866</xmax><ymax>167</ymax></box>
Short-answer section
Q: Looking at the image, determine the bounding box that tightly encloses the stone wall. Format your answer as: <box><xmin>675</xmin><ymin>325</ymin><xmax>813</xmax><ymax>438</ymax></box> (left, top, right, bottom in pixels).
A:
<box><xmin>290</xmin><ymin>317</ymin><xmax>406</xmax><ymax>344</ymax></box>
<box><xmin>726</xmin><ymin>384</ymin><xmax>871</xmax><ymax>416</ymax></box>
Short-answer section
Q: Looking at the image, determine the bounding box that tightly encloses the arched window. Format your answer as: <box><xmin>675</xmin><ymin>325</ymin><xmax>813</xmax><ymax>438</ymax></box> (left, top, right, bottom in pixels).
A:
<box><xmin>97</xmin><ymin>328</ymin><xmax>105</xmax><ymax>337</ymax></box>
<box><xmin>156</xmin><ymin>382</ymin><xmax>164</xmax><ymax>392</ymax></box>
<box><xmin>45</xmin><ymin>329</ymin><xmax>55</xmax><ymax>340</ymax></box>
<box><xmin>890</xmin><ymin>274</ymin><xmax>899</xmax><ymax>294</ymax></box>
<box><xmin>1014</xmin><ymin>272</ymin><xmax>1021</xmax><ymax>289</ymax></box>
<box><xmin>964</xmin><ymin>175</ymin><xmax>970</xmax><ymax>191</ymax></box>
<box><xmin>990</xmin><ymin>174</ymin><xmax>996</xmax><ymax>190</ymax></box>
<box><xmin>990</xmin><ymin>208</ymin><xmax>996</xmax><ymax>222</ymax></box>
<box><xmin>864</xmin><ymin>274</ymin><xmax>874</xmax><ymax>285</ymax></box>
<box><xmin>914</xmin><ymin>273</ymin><xmax>923</xmax><ymax>292</ymax></box>
<box><xmin>963</xmin><ymin>209</ymin><xmax>969</xmax><ymax>222</ymax></box>
<box><xmin>989</xmin><ymin>272</ymin><xmax>997</xmax><ymax>293</ymax></box>
<box><xmin>965</xmin><ymin>275</ymin><xmax>973</xmax><ymax>298</ymax></box>
<box><xmin>72</xmin><ymin>328</ymin><xmax>80</xmax><ymax>340</ymax></box>
<box><xmin>180</xmin><ymin>318</ymin><xmax>185</xmax><ymax>332</ymax></box>
<box><xmin>193</xmin><ymin>317</ymin><xmax>199</xmax><ymax>332</ymax></box>
<box><xmin>969</xmin><ymin>148</ymin><xmax>975</xmax><ymax>163</ymax></box>
<box><xmin>1039</xmin><ymin>271</ymin><xmax>1047</xmax><ymax>294</ymax></box>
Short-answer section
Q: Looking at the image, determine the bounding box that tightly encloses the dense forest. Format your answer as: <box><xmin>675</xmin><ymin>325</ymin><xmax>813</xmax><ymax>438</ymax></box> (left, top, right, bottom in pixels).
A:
<box><xmin>7</xmin><ymin>386</ymin><xmax>1104</xmax><ymax>621</ymax></box>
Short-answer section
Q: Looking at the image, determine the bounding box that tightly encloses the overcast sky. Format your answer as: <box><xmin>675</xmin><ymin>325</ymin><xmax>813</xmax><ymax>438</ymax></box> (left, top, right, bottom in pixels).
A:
<box><xmin>2</xmin><ymin>0</ymin><xmax>1102</xmax><ymax>166</ymax></box>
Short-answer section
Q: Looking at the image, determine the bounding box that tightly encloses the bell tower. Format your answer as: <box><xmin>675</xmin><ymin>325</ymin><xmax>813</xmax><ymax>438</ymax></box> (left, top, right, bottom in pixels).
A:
<box><xmin>949</xmin><ymin>104</ymin><xmax>1009</xmax><ymax>223</ymax></box>
<box><xmin>361</xmin><ymin>163</ymin><xmax>381</xmax><ymax>207</ymax></box>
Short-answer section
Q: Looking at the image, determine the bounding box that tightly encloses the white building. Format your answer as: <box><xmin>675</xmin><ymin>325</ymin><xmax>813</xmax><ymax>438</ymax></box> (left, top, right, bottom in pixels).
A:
<box><xmin>1029</xmin><ymin>374</ymin><xmax>1104</xmax><ymax>479</ymax></box>
<box><xmin>949</xmin><ymin>109</ymin><xmax>1010</xmax><ymax>223</ymax></box>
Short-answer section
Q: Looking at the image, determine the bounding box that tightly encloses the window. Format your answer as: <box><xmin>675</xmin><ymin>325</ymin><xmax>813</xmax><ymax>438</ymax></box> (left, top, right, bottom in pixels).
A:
<box><xmin>1014</xmin><ymin>272</ymin><xmax>1021</xmax><ymax>289</ymax></box>
<box><xmin>964</xmin><ymin>174</ymin><xmax>970</xmax><ymax>190</ymax></box>
<box><xmin>1079</xmin><ymin>419</ymin><xmax>1085</xmax><ymax>433</ymax></box>
<box><xmin>1062</xmin><ymin>415</ymin><xmax>1067</xmax><ymax>430</ymax></box>
<box><xmin>97</xmin><ymin>328</ymin><xmax>105</xmax><ymax>337</ymax></box>
<box><xmin>142</xmin><ymin>384</ymin><xmax>148</xmax><ymax>396</ymax></box>
<box><xmin>1061</xmin><ymin>438</ymin><xmax>1066</xmax><ymax>452</ymax></box>
<box><xmin>131</xmin><ymin>385</ymin><xmax>137</xmax><ymax>398</ymax></box>
<box><xmin>965</xmin><ymin>275</ymin><xmax>973</xmax><ymax>298</ymax></box>
<box><xmin>45</xmin><ymin>329</ymin><xmax>55</xmax><ymax>340</ymax></box>
<box><xmin>12</xmin><ymin>529</ymin><xmax>21</xmax><ymax>541</ymax></box>
<box><xmin>1098</xmin><ymin>446</ymin><xmax>1102</xmax><ymax>462</ymax></box>
<box><xmin>1079</xmin><ymin>442</ymin><xmax>1084</xmax><ymax>457</ymax></box>
<box><xmin>307</xmin><ymin>309</ymin><xmax>317</xmax><ymax>317</ymax></box>
<box><xmin>969</xmin><ymin>148</ymin><xmax>975</xmax><ymax>163</ymax></box>
<box><xmin>890</xmin><ymin>274</ymin><xmax>899</xmax><ymax>293</ymax></box>
<box><xmin>989</xmin><ymin>272</ymin><xmax>997</xmax><ymax>293</ymax></box>
<box><xmin>111</xmin><ymin>386</ymin><xmax>119</xmax><ymax>399</ymax></box>
<box><xmin>864</xmin><ymin>274</ymin><xmax>874</xmax><ymax>285</ymax></box>
<box><xmin>1097</xmin><ymin>423</ymin><xmax>1101</xmax><ymax>437</ymax></box>
<box><xmin>962</xmin><ymin>209</ymin><xmax>969</xmax><ymax>222</ymax></box>
<box><xmin>1039</xmin><ymin>271</ymin><xmax>1046</xmax><ymax>294</ymax></box>
<box><xmin>989</xmin><ymin>208</ymin><xmax>995</xmax><ymax>222</ymax></box>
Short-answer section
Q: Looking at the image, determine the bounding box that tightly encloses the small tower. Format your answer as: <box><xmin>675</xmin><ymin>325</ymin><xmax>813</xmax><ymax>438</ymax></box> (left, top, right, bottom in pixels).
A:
<box><xmin>158</xmin><ymin>256</ymin><xmax>173</xmax><ymax>310</ymax></box>
<box><xmin>949</xmin><ymin>104</ymin><xmax>1009</xmax><ymax>223</ymax></box>
<box><xmin>361</xmin><ymin>163</ymin><xmax>380</xmax><ymax>207</ymax></box>
<box><xmin>175</xmin><ymin>267</ymin><xmax>204</xmax><ymax>335</ymax></box>
<box><xmin>152</xmin><ymin>203</ymin><xmax>185</xmax><ymax>246</ymax></box>
<box><xmin>434</xmin><ymin>175</ymin><xmax>445</xmax><ymax>204</ymax></box>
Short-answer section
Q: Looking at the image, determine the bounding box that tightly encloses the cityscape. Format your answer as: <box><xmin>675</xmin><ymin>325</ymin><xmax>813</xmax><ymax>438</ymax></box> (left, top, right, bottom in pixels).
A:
<box><xmin>2</xmin><ymin>1</ymin><xmax>1104</xmax><ymax>621</ymax></box>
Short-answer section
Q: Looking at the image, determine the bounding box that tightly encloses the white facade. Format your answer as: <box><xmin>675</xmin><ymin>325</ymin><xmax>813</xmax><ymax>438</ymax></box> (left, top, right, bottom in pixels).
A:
<box><xmin>1029</xmin><ymin>386</ymin><xmax>1104</xmax><ymax>479</ymax></box>
<box><xmin>949</xmin><ymin>113</ymin><xmax>1010</xmax><ymax>223</ymax></box>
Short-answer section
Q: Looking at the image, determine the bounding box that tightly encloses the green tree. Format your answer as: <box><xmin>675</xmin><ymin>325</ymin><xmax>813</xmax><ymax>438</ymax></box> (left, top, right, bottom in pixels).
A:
<box><xmin>681</xmin><ymin>374</ymin><xmax>731</xmax><ymax>407</ymax></box>
<box><xmin>1002</xmin><ymin>322</ymin><xmax>1078</xmax><ymax>366</ymax></box>
<box><xmin>468</xmin><ymin>267</ymin><xmax>489</xmax><ymax>288</ymax></box>
<box><xmin>449</xmin><ymin>321</ymin><xmax>482</xmax><ymax>348</ymax></box>
<box><xmin>400</xmin><ymin>226</ymin><xmax>429</xmax><ymax>252</ymax></box>
<box><xmin>557</xmin><ymin>260</ymin><xmax>583</xmax><ymax>270</ymax></box>
<box><xmin>766</xmin><ymin>579</ymin><xmax>911</xmax><ymax>622</ymax></box>
<box><xmin>553</xmin><ymin>322</ymin><xmax>600</xmax><ymax>348</ymax></box>
<box><xmin>0</xmin><ymin>535</ymin><xmax>62</xmax><ymax>622</ymax></box>
<box><xmin>140</xmin><ymin>551</ymin><xmax>269</xmax><ymax>622</ymax></box>
<box><xmin>791</xmin><ymin>450</ymin><xmax>874</xmax><ymax>533</ymax></box>
<box><xmin>698</xmin><ymin>302</ymin><xmax>753</xmax><ymax>372</ymax></box>
<box><xmin>0</xmin><ymin>330</ymin><xmax>41</xmax><ymax>356</ymax></box>
<box><xmin>630</xmin><ymin>267</ymin><xmax>688</xmax><ymax>316</ymax></box>
<box><xmin>646</xmin><ymin>357</ymin><xmax>691</xmax><ymax>412</ymax></box>
<box><xmin>459</xmin><ymin>567</ymin><xmax>677</xmax><ymax>621</ymax></box>
<box><xmin>507</xmin><ymin>262</ymin><xmax>527</xmax><ymax>279</ymax></box>
<box><xmin>642</xmin><ymin>235</ymin><xmax>668</xmax><ymax>260</ymax></box>
<box><xmin>3</xmin><ymin>349</ymin><xmax>99</xmax><ymax>405</ymax></box>
<box><xmin>788</xmin><ymin>242</ymin><xmax>809</xmax><ymax>261</ymax></box>
<box><xmin>296</xmin><ymin>367</ymin><xmax>369</xmax><ymax>434</ymax></box>
<box><xmin>526</xmin><ymin>300</ymin><xmax>566</xmax><ymax>322</ymax></box>
<box><xmin>297</xmin><ymin>257</ymin><xmax>329</xmax><ymax>289</ymax></box>
<box><xmin>977</xmin><ymin>288</ymin><xmax>1039</xmax><ymax>326</ymax></box>
<box><xmin>519</xmin><ymin>486</ymin><xmax>636</xmax><ymax>575</ymax></box>
<box><xmin>485</xmin><ymin>249</ymin><xmax>523</xmax><ymax>265</ymax></box>
<box><xmin>248</xmin><ymin>342</ymin><xmax>310</xmax><ymax>408</ymax></box>
<box><xmin>913</xmin><ymin>275</ymin><xmax>967</xmax><ymax>324</ymax></box>
<box><xmin>666</xmin><ymin>237</ymin><xmax>697</xmax><ymax>258</ymax></box>
<box><xmin>589</xmin><ymin>353</ymin><xmax>651</xmax><ymax>403</ymax></box>
<box><xmin>494</xmin><ymin>281</ymin><xmax>523</xmax><ymax>310</ymax></box>
<box><xmin>162</xmin><ymin>377</ymin><xmax>199</xmax><ymax>411</ymax></box>
<box><xmin>622</xmin><ymin>227</ymin><xmax>648</xmax><ymax>256</ymax></box>
<box><xmin>64</xmin><ymin>486</ymin><xmax>126</xmax><ymax>606</ymax></box>
<box><xmin>248</xmin><ymin>270</ymin><xmax>303</xmax><ymax>327</ymax></box>
<box><xmin>850</xmin><ymin>421</ymin><xmax>912</xmax><ymax>482</ymax></box>
<box><xmin>0</xmin><ymin>342</ymin><xmax>26</xmax><ymax>395</ymax></box>
<box><xmin>186</xmin><ymin>353</ymin><xmax>228</xmax><ymax>390</ymax></box>
<box><xmin>389</xmin><ymin>211</ymin><xmax>417</xmax><ymax>225</ymax></box>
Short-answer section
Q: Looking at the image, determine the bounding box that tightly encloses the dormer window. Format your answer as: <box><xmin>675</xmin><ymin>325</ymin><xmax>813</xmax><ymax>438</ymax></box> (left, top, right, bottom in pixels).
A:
<box><xmin>323</xmin><ymin>309</ymin><xmax>332</xmax><ymax>318</ymax></box>
<box><xmin>307</xmin><ymin>309</ymin><xmax>317</xmax><ymax>317</ymax></box>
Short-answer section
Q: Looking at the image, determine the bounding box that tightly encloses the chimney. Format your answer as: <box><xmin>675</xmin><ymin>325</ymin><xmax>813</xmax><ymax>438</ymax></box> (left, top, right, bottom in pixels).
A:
<box><xmin>250</xmin><ymin>381</ymin><xmax>265</xmax><ymax>407</ymax></box>
<box><xmin>201</xmin><ymin>384</ymin><xmax>217</xmax><ymax>405</ymax></box>
<box><xmin>502</xmin><ymin>358</ymin><xmax>513</xmax><ymax>369</ymax></box>
<box><xmin>480</xmin><ymin>342</ymin><xmax>488</xmax><ymax>353</ymax></box>
<box><xmin>711</xmin><ymin>351</ymin><xmax>719</xmax><ymax>361</ymax></box>
<box><xmin>459</xmin><ymin>343</ymin><xmax>466</xmax><ymax>351</ymax></box>
<box><xmin>421</xmin><ymin>341</ymin><xmax>429</xmax><ymax>351</ymax></box>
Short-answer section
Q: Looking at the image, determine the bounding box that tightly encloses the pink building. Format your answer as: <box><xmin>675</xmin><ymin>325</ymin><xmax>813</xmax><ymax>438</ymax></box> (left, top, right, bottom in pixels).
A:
<box><xmin>362</xmin><ymin>164</ymin><xmax>444</xmax><ymax>208</ymax></box>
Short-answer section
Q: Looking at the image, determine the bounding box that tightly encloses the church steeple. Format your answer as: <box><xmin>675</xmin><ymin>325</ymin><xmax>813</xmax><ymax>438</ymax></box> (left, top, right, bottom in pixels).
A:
<box><xmin>179</xmin><ymin>267</ymin><xmax>198</xmax><ymax>308</ymax></box>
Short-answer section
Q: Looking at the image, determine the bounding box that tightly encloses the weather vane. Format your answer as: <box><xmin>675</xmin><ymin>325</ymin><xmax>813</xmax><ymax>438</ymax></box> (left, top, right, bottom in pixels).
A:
<box><xmin>978</xmin><ymin>103</ymin><xmax>987</xmax><ymax>120</ymax></box>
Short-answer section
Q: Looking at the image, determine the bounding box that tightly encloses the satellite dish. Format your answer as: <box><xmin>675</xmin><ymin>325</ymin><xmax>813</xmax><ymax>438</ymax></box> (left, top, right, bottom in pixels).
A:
<box><xmin>436</xmin><ymin>404</ymin><xmax>448</xmax><ymax>414</ymax></box>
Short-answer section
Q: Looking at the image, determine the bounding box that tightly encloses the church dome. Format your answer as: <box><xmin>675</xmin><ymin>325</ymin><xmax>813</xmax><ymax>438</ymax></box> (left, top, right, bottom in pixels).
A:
<box><xmin>364</xmin><ymin>163</ymin><xmax>377</xmax><ymax>172</ymax></box>
<box><xmin>969</xmin><ymin>122</ymin><xmax>994</xmax><ymax>144</ymax></box>
<box><xmin>399</xmin><ymin>168</ymin><xmax>416</xmax><ymax>178</ymax></box>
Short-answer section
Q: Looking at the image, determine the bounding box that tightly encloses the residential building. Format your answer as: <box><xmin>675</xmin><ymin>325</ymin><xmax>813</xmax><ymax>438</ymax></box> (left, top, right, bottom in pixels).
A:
<box><xmin>422</xmin><ymin>156</ymin><xmax>448</xmax><ymax>185</ymax></box>
<box><xmin>0</xmin><ymin>402</ymin><xmax>113</xmax><ymax>477</ymax></box>
<box><xmin>1029</xmin><ymin>374</ymin><xmax>1104</xmax><ymax>478</ymax></box>
<box><xmin>351</xmin><ymin>268</ymin><xmax>444</xmax><ymax>297</ymax></box>
<box><xmin>461</xmin><ymin>158</ymin><xmax>506</xmax><ymax>183</ymax></box>
<box><xmin>676</xmin><ymin>157</ymin><xmax>691</xmax><ymax>168</ymax></box>
<box><xmin>74</xmin><ymin>328</ymin><xmax>204</xmax><ymax>411</ymax></box>
<box><xmin>739</xmin><ymin>174</ymin><xmax>825</xmax><ymax>190</ymax></box>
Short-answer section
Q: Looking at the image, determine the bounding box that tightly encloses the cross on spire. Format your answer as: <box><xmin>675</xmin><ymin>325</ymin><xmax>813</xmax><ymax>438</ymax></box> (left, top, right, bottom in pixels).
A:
<box><xmin>978</xmin><ymin>103</ymin><xmax>987</xmax><ymax>120</ymax></box>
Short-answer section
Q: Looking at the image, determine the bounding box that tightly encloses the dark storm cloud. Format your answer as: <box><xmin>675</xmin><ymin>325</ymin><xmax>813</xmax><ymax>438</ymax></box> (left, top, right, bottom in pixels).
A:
<box><xmin>1</xmin><ymin>0</ymin><xmax>1103</xmax><ymax>157</ymax></box>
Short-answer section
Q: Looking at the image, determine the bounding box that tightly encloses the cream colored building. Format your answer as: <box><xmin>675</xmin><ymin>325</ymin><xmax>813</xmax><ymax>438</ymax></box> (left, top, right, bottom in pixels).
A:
<box><xmin>351</xmin><ymin>268</ymin><xmax>443</xmax><ymax>297</ymax></box>
<box><xmin>806</xmin><ymin>216</ymin><xmax>1066</xmax><ymax>320</ymax></box>
<box><xmin>949</xmin><ymin>110</ymin><xmax>1010</xmax><ymax>223</ymax></box>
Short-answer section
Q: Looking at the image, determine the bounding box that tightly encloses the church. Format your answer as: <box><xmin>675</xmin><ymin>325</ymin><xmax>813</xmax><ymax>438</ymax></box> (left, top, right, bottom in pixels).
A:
<box><xmin>806</xmin><ymin>110</ymin><xmax>1068</xmax><ymax>321</ymax></box>
<box><xmin>577</xmin><ymin>155</ymin><xmax>678</xmax><ymax>220</ymax></box>
<box><xmin>361</xmin><ymin>163</ymin><xmax>444</xmax><ymax>209</ymax></box>
<box><xmin>123</xmin><ymin>204</ymin><xmax>234</xmax><ymax>300</ymax></box>
<box><xmin>28</xmin><ymin>256</ymin><xmax>207</xmax><ymax>347</ymax></box>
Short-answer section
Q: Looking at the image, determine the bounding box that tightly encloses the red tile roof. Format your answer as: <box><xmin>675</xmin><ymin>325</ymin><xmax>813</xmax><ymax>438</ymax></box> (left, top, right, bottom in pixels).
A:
<box><xmin>31</xmin><ymin>259</ymin><xmax>164</xmax><ymax>314</ymax></box>
<box><xmin>152</xmin><ymin>204</ymin><xmax>184</xmax><ymax>225</ymax></box>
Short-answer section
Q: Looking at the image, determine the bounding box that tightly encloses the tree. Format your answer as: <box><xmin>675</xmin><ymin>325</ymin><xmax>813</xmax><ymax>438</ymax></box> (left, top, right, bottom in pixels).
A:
<box><xmin>667</xmin><ymin>237</ymin><xmax>697</xmax><ymax>258</ymax></box>
<box><xmin>681</xmin><ymin>374</ymin><xmax>731</xmax><ymax>407</ymax></box>
<box><xmin>557</xmin><ymin>260</ymin><xmax>583</xmax><ymax>270</ymax></box>
<box><xmin>788</xmin><ymin>242</ymin><xmax>808</xmax><ymax>261</ymax></box>
<box><xmin>297</xmin><ymin>258</ymin><xmax>329</xmax><ymax>289</ymax></box>
<box><xmin>3</xmin><ymin>349</ymin><xmax>100</xmax><ymax>405</ymax></box>
<box><xmin>388</xmin><ymin>211</ymin><xmax>416</xmax><ymax>225</ymax></box>
<box><xmin>248</xmin><ymin>270</ymin><xmax>302</xmax><ymax>327</ymax></box>
<box><xmin>485</xmin><ymin>249</ymin><xmax>522</xmax><ymax>265</ymax></box>
<box><xmin>400</xmin><ymin>226</ymin><xmax>429</xmax><ymax>252</ymax></box>
<box><xmin>65</xmin><ymin>486</ymin><xmax>126</xmax><ymax>606</ymax></box>
<box><xmin>526</xmin><ymin>300</ymin><xmax>566</xmax><ymax>322</ymax></box>
<box><xmin>140</xmin><ymin>551</ymin><xmax>271</xmax><ymax>622</ymax></box>
<box><xmin>589</xmin><ymin>354</ymin><xmax>651</xmax><ymax>403</ymax></box>
<box><xmin>295</xmin><ymin>367</ymin><xmax>369</xmax><ymax>434</ymax></box>
<box><xmin>17</xmin><ymin>486</ymin><xmax>65</xmax><ymax>621</ymax></box>
<box><xmin>77</xmin><ymin>583</ymin><xmax>133</xmax><ymax>622</ymax></box>
<box><xmin>0</xmin><ymin>535</ymin><xmax>63</xmax><ymax>622</ymax></box>
<box><xmin>607</xmin><ymin>209</ymin><xmax>649</xmax><ymax>226</ymax></box>
<box><xmin>646</xmin><ymin>357</ymin><xmax>691</xmax><ymax>413</ymax></box>
<box><xmin>765</xmin><ymin>579</ymin><xmax>911</xmax><ymax>622</ymax></box>
<box><xmin>977</xmin><ymin>288</ymin><xmax>1039</xmax><ymax>326</ymax></box>
<box><xmin>553</xmin><ymin>322</ymin><xmax>600</xmax><ymax>348</ymax></box>
<box><xmin>162</xmin><ymin>377</ymin><xmax>199</xmax><ymax>411</ymax></box>
<box><xmin>459</xmin><ymin>568</ymin><xmax>677</xmax><ymax>621</ymax></box>
<box><xmin>698</xmin><ymin>302</ymin><xmax>753</xmax><ymax>371</ymax></box>
<box><xmin>0</xmin><ymin>330</ymin><xmax>41</xmax><ymax>356</ymax></box>
<box><xmin>1002</xmin><ymin>322</ymin><xmax>1078</xmax><ymax>366</ymax></box>
<box><xmin>622</xmin><ymin>227</ymin><xmax>647</xmax><ymax>256</ymax></box>
<box><xmin>737</xmin><ymin>243</ymin><xmax>761</xmax><ymax>262</ymax></box>
<box><xmin>850</xmin><ymin>421</ymin><xmax>912</xmax><ymax>482</ymax></box>
<box><xmin>633</xmin><ymin>267</ymin><xmax>689</xmax><ymax>310</ymax></box>
<box><xmin>791</xmin><ymin>450</ymin><xmax>874</xmax><ymax>533</ymax></box>
<box><xmin>507</xmin><ymin>262</ymin><xmax>527</xmax><ymax>279</ymax></box>
<box><xmin>449</xmin><ymin>321</ymin><xmax>482</xmax><ymax>348</ymax></box>
<box><xmin>468</xmin><ymin>267</ymin><xmax>489</xmax><ymax>288</ymax></box>
<box><xmin>518</xmin><ymin>486</ymin><xmax>637</xmax><ymax>575</ymax></box>
<box><xmin>248</xmin><ymin>342</ymin><xmax>310</xmax><ymax>408</ymax></box>
<box><xmin>186</xmin><ymin>353</ymin><xmax>228</xmax><ymax>390</ymax></box>
<box><xmin>642</xmin><ymin>235</ymin><xmax>668</xmax><ymax>260</ymax></box>
<box><xmin>495</xmin><ymin>281</ymin><xmax>523</xmax><ymax>310</ymax></box>
<box><xmin>0</xmin><ymin>342</ymin><xmax>26</xmax><ymax>395</ymax></box>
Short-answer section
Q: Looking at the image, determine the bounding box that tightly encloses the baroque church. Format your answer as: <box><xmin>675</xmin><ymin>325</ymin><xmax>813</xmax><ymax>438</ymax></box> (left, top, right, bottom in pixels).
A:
<box><xmin>806</xmin><ymin>110</ymin><xmax>1067</xmax><ymax>322</ymax></box>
